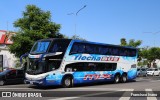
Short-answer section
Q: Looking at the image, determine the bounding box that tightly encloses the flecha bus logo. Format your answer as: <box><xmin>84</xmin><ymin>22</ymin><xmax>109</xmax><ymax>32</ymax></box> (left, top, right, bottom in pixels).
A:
<box><xmin>74</xmin><ymin>55</ymin><xmax>120</xmax><ymax>62</ymax></box>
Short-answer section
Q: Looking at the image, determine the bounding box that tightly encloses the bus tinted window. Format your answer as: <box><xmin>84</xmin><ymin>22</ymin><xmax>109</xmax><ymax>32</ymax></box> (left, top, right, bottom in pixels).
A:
<box><xmin>78</xmin><ymin>44</ymin><xmax>85</xmax><ymax>53</ymax></box>
<box><xmin>50</xmin><ymin>42</ymin><xmax>69</xmax><ymax>53</ymax></box>
<box><xmin>70</xmin><ymin>42</ymin><xmax>137</xmax><ymax>57</ymax></box>
<box><xmin>112</xmin><ymin>47</ymin><xmax>119</xmax><ymax>55</ymax></box>
<box><xmin>65</xmin><ymin>62</ymin><xmax>117</xmax><ymax>72</ymax></box>
<box><xmin>70</xmin><ymin>43</ymin><xmax>85</xmax><ymax>54</ymax></box>
<box><xmin>98</xmin><ymin>46</ymin><xmax>108</xmax><ymax>55</ymax></box>
<box><xmin>31</xmin><ymin>41</ymin><xmax>50</xmax><ymax>54</ymax></box>
<box><xmin>85</xmin><ymin>44</ymin><xmax>97</xmax><ymax>54</ymax></box>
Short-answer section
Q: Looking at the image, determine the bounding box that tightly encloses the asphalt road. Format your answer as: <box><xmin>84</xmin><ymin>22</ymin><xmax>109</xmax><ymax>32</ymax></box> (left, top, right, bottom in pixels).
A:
<box><xmin>0</xmin><ymin>76</ymin><xmax>160</xmax><ymax>100</ymax></box>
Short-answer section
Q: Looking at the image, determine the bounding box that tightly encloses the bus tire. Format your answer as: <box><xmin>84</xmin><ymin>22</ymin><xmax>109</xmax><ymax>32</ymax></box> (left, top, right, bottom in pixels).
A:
<box><xmin>121</xmin><ymin>74</ymin><xmax>127</xmax><ymax>83</ymax></box>
<box><xmin>0</xmin><ymin>80</ymin><xmax>5</xmax><ymax>86</ymax></box>
<box><xmin>114</xmin><ymin>74</ymin><xmax>120</xmax><ymax>83</ymax></box>
<box><xmin>62</xmin><ymin>76</ymin><xmax>73</xmax><ymax>88</ymax></box>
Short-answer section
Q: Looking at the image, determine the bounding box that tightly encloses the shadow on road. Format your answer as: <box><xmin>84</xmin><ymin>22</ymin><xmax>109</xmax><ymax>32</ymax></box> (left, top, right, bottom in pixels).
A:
<box><xmin>28</xmin><ymin>80</ymin><xmax>137</xmax><ymax>90</ymax></box>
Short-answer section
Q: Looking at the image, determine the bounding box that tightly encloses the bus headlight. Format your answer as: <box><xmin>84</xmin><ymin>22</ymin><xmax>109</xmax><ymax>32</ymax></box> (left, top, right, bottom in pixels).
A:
<box><xmin>37</xmin><ymin>74</ymin><xmax>49</xmax><ymax>80</ymax></box>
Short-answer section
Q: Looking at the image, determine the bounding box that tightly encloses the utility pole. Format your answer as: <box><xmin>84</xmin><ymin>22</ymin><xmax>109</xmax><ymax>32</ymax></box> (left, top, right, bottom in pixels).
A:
<box><xmin>67</xmin><ymin>5</ymin><xmax>87</xmax><ymax>36</ymax></box>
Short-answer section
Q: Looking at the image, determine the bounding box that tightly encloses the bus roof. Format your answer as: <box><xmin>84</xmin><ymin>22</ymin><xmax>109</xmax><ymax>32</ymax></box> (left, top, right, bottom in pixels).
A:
<box><xmin>36</xmin><ymin>38</ymin><xmax>72</xmax><ymax>42</ymax></box>
<box><xmin>72</xmin><ymin>39</ymin><xmax>137</xmax><ymax>50</ymax></box>
<box><xmin>37</xmin><ymin>38</ymin><xmax>137</xmax><ymax>50</ymax></box>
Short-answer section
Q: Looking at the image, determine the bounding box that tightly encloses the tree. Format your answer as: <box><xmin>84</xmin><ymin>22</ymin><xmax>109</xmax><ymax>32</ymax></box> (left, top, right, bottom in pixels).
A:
<box><xmin>128</xmin><ymin>39</ymin><xmax>142</xmax><ymax>48</ymax></box>
<box><xmin>9</xmin><ymin>5</ymin><xmax>63</xmax><ymax>57</ymax></box>
<box><xmin>147</xmin><ymin>47</ymin><xmax>160</xmax><ymax>61</ymax></box>
<box><xmin>140</xmin><ymin>47</ymin><xmax>160</xmax><ymax>67</ymax></box>
<box><xmin>120</xmin><ymin>38</ymin><xmax>142</xmax><ymax>48</ymax></box>
<box><xmin>70</xmin><ymin>34</ymin><xmax>86</xmax><ymax>40</ymax></box>
<box><xmin>120</xmin><ymin>38</ymin><xmax>127</xmax><ymax>46</ymax></box>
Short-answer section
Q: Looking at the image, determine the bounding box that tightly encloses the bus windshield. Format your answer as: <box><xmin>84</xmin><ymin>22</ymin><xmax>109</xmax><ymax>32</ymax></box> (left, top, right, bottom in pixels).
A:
<box><xmin>26</xmin><ymin>39</ymin><xmax>72</xmax><ymax>75</ymax></box>
<box><xmin>30</xmin><ymin>41</ymin><xmax>51</xmax><ymax>54</ymax></box>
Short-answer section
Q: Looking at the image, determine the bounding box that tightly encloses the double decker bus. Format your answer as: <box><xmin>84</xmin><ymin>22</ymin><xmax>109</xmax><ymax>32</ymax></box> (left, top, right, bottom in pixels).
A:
<box><xmin>25</xmin><ymin>38</ymin><xmax>138</xmax><ymax>87</ymax></box>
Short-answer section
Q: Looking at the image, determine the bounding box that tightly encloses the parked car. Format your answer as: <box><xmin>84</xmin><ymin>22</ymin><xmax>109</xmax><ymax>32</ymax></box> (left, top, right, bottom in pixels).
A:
<box><xmin>0</xmin><ymin>68</ymin><xmax>25</xmax><ymax>86</ymax></box>
<box><xmin>137</xmin><ymin>68</ymin><xmax>147</xmax><ymax>77</ymax></box>
<box><xmin>137</xmin><ymin>68</ymin><xmax>141</xmax><ymax>76</ymax></box>
<box><xmin>147</xmin><ymin>68</ymin><xmax>160</xmax><ymax>76</ymax></box>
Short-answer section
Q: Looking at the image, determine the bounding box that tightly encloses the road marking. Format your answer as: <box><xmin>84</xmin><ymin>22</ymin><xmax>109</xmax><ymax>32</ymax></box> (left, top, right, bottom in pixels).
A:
<box><xmin>145</xmin><ymin>89</ymin><xmax>157</xmax><ymax>100</ymax></box>
<box><xmin>119</xmin><ymin>89</ymin><xmax>134</xmax><ymax>100</ymax></box>
<box><xmin>49</xmin><ymin>97</ymin><xmax>79</xmax><ymax>100</ymax></box>
<box><xmin>48</xmin><ymin>90</ymin><xmax>122</xmax><ymax>100</ymax></box>
<box><xmin>150</xmin><ymin>80</ymin><xmax>160</xmax><ymax>82</ymax></box>
<box><xmin>67</xmin><ymin>87</ymin><xmax>123</xmax><ymax>91</ymax></box>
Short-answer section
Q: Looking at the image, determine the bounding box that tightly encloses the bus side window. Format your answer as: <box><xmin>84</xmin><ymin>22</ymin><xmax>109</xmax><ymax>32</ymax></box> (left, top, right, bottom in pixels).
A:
<box><xmin>85</xmin><ymin>45</ymin><xmax>92</xmax><ymax>54</ymax></box>
<box><xmin>50</xmin><ymin>42</ymin><xmax>66</xmax><ymax>53</ymax></box>
<box><xmin>66</xmin><ymin>68</ymin><xmax>72</xmax><ymax>72</ymax></box>
<box><xmin>65</xmin><ymin>63</ymin><xmax>85</xmax><ymax>72</ymax></box>
<box><xmin>131</xmin><ymin>50</ymin><xmax>136</xmax><ymax>57</ymax></box>
<box><xmin>70</xmin><ymin>44</ymin><xmax>78</xmax><ymax>54</ymax></box>
<box><xmin>70</xmin><ymin>43</ymin><xmax>85</xmax><ymax>54</ymax></box>
<box><xmin>99</xmin><ymin>46</ymin><xmax>108</xmax><ymax>55</ymax></box>
<box><xmin>65</xmin><ymin>66</ymin><xmax>72</xmax><ymax>72</ymax></box>
<box><xmin>78</xmin><ymin>44</ymin><xmax>85</xmax><ymax>53</ymax></box>
<box><xmin>51</xmin><ymin>43</ymin><xmax>59</xmax><ymax>52</ymax></box>
<box><xmin>48</xmin><ymin>61</ymin><xmax>61</xmax><ymax>71</ymax></box>
<box><xmin>119</xmin><ymin>48</ymin><xmax>125</xmax><ymax>56</ymax></box>
<box><xmin>85</xmin><ymin>44</ymin><xmax>96</xmax><ymax>54</ymax></box>
<box><xmin>112</xmin><ymin>47</ymin><xmax>119</xmax><ymax>55</ymax></box>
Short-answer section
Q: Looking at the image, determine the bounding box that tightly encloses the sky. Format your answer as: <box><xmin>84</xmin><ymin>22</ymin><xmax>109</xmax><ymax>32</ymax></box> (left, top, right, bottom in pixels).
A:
<box><xmin>0</xmin><ymin>0</ymin><xmax>160</xmax><ymax>47</ymax></box>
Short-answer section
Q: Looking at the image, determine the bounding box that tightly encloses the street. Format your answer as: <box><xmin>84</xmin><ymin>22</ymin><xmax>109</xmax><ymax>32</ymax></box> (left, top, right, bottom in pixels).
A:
<box><xmin>0</xmin><ymin>76</ymin><xmax>160</xmax><ymax>100</ymax></box>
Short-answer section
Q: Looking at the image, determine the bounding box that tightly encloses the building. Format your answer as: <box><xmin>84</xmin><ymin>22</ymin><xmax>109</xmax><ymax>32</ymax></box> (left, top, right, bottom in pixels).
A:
<box><xmin>155</xmin><ymin>59</ymin><xmax>160</xmax><ymax>68</ymax></box>
<box><xmin>0</xmin><ymin>30</ymin><xmax>17</xmax><ymax>71</ymax></box>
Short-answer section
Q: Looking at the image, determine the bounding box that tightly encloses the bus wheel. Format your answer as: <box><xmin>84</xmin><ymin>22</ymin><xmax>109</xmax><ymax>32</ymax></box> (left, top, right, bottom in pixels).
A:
<box><xmin>62</xmin><ymin>76</ymin><xmax>73</xmax><ymax>88</ymax></box>
<box><xmin>0</xmin><ymin>80</ymin><xmax>5</xmax><ymax>86</ymax></box>
<box><xmin>114</xmin><ymin>74</ymin><xmax>120</xmax><ymax>83</ymax></box>
<box><xmin>121</xmin><ymin>74</ymin><xmax>127</xmax><ymax>83</ymax></box>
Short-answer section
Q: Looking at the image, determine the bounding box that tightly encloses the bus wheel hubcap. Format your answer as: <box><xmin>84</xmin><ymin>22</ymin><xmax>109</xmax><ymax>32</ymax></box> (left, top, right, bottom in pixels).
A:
<box><xmin>115</xmin><ymin>76</ymin><xmax>119</xmax><ymax>82</ymax></box>
<box><xmin>0</xmin><ymin>81</ymin><xmax>4</xmax><ymax>85</ymax></box>
<box><xmin>123</xmin><ymin>76</ymin><xmax>126</xmax><ymax>82</ymax></box>
<box><xmin>65</xmin><ymin>78</ymin><xmax>71</xmax><ymax>86</ymax></box>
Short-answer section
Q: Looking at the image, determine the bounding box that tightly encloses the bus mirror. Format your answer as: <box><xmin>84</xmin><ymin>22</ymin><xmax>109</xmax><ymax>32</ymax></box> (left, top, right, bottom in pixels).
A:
<box><xmin>52</xmin><ymin>68</ymin><xmax>55</xmax><ymax>70</ymax></box>
<box><xmin>44</xmin><ymin>52</ymin><xmax>63</xmax><ymax>57</ymax></box>
<box><xmin>55</xmin><ymin>52</ymin><xmax>63</xmax><ymax>55</ymax></box>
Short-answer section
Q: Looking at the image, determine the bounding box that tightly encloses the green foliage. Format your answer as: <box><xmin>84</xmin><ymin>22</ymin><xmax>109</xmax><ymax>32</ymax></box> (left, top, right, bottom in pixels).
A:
<box><xmin>9</xmin><ymin>5</ymin><xmax>63</xmax><ymax>57</ymax></box>
<box><xmin>14</xmin><ymin>5</ymin><xmax>61</xmax><ymax>34</ymax></box>
<box><xmin>120</xmin><ymin>38</ymin><xmax>127</xmax><ymax>46</ymax></box>
<box><xmin>128</xmin><ymin>39</ymin><xmax>142</xmax><ymax>48</ymax></box>
<box><xmin>139</xmin><ymin>47</ymin><xmax>160</xmax><ymax>67</ymax></box>
<box><xmin>63</xmin><ymin>34</ymin><xmax>86</xmax><ymax>40</ymax></box>
<box><xmin>120</xmin><ymin>38</ymin><xmax>142</xmax><ymax>48</ymax></box>
<box><xmin>137</xmin><ymin>59</ymin><xmax>148</xmax><ymax>67</ymax></box>
<box><xmin>70</xmin><ymin>34</ymin><xmax>86</xmax><ymax>40</ymax></box>
<box><xmin>143</xmin><ymin>47</ymin><xmax>160</xmax><ymax>62</ymax></box>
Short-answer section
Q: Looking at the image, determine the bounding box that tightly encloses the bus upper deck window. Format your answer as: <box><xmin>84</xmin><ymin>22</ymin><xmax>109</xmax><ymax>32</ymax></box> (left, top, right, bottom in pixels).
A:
<box><xmin>51</xmin><ymin>44</ymin><xmax>59</xmax><ymax>52</ymax></box>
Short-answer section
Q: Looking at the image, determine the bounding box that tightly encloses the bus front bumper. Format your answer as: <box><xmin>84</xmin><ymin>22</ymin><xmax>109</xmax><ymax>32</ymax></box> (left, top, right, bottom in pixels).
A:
<box><xmin>25</xmin><ymin>79</ymin><xmax>45</xmax><ymax>86</ymax></box>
